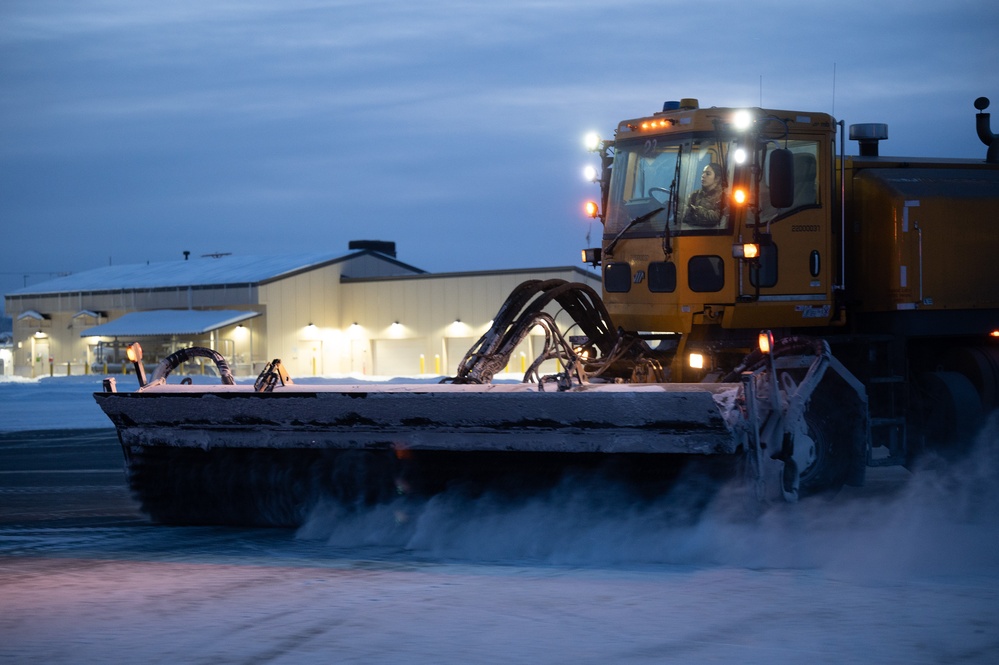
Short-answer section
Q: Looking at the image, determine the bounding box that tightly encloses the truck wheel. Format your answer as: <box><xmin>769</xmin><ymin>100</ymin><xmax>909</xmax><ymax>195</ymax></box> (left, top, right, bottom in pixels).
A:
<box><xmin>913</xmin><ymin>371</ymin><xmax>983</xmax><ymax>454</ymax></box>
<box><xmin>796</xmin><ymin>379</ymin><xmax>862</xmax><ymax>495</ymax></box>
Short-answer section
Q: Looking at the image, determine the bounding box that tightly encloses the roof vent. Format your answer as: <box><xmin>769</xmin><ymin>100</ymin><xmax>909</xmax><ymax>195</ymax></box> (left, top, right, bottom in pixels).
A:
<box><xmin>348</xmin><ymin>240</ymin><xmax>396</xmax><ymax>257</ymax></box>
<box><xmin>849</xmin><ymin>123</ymin><xmax>888</xmax><ymax>157</ymax></box>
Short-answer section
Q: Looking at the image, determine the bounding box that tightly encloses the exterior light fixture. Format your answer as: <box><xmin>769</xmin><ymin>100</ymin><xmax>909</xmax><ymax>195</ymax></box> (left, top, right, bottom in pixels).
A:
<box><xmin>584</xmin><ymin>132</ymin><xmax>601</xmax><ymax>151</ymax></box>
<box><xmin>759</xmin><ymin>330</ymin><xmax>775</xmax><ymax>354</ymax></box>
<box><xmin>582</xmin><ymin>247</ymin><xmax>602</xmax><ymax>266</ymax></box>
<box><xmin>126</xmin><ymin>342</ymin><xmax>147</xmax><ymax>387</ymax></box>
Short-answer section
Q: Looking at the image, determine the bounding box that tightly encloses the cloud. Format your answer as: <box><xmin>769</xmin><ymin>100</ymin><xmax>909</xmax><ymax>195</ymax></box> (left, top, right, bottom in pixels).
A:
<box><xmin>1</xmin><ymin>0</ymin><xmax>998</xmax><ymax>290</ymax></box>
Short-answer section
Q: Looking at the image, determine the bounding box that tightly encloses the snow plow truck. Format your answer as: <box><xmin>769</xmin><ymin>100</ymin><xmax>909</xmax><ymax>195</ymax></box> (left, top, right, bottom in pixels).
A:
<box><xmin>95</xmin><ymin>96</ymin><xmax>999</xmax><ymax>526</ymax></box>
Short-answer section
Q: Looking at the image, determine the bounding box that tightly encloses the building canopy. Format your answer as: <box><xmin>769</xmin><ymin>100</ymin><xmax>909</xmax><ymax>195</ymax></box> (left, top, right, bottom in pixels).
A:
<box><xmin>81</xmin><ymin>310</ymin><xmax>260</xmax><ymax>338</ymax></box>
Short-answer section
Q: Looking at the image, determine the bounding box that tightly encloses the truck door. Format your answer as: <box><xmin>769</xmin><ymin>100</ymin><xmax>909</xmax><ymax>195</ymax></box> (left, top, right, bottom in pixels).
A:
<box><xmin>743</xmin><ymin>139</ymin><xmax>832</xmax><ymax>321</ymax></box>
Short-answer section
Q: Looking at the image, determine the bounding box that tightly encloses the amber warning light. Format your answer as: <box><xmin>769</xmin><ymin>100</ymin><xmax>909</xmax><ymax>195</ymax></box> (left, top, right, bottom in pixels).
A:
<box><xmin>732</xmin><ymin>243</ymin><xmax>760</xmax><ymax>259</ymax></box>
<box><xmin>584</xmin><ymin>200</ymin><xmax>600</xmax><ymax>218</ymax></box>
<box><xmin>126</xmin><ymin>342</ymin><xmax>147</xmax><ymax>387</ymax></box>
<box><xmin>758</xmin><ymin>330</ymin><xmax>775</xmax><ymax>355</ymax></box>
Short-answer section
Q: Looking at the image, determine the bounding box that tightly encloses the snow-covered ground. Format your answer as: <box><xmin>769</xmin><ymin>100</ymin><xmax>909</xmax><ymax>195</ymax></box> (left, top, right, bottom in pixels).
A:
<box><xmin>1</xmin><ymin>375</ymin><xmax>998</xmax><ymax>663</ymax></box>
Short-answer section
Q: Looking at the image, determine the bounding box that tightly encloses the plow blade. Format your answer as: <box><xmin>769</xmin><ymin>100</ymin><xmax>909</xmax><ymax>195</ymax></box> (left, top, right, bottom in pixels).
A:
<box><xmin>95</xmin><ymin>382</ymin><xmax>741</xmax><ymax>526</ymax></box>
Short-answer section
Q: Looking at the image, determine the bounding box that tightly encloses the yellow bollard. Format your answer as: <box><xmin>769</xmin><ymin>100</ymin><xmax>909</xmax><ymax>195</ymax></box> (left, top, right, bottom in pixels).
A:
<box><xmin>67</xmin><ymin>361</ymin><xmax>71</xmax><ymax>376</ymax></box>
<box><xmin>520</xmin><ymin>353</ymin><xmax>526</xmax><ymax>373</ymax></box>
<box><xmin>435</xmin><ymin>354</ymin><xmax>441</xmax><ymax>375</ymax></box>
<box><xmin>312</xmin><ymin>357</ymin><xmax>317</xmax><ymax>376</ymax></box>
<box><xmin>50</xmin><ymin>361</ymin><xmax>54</xmax><ymax>377</ymax></box>
<box><xmin>419</xmin><ymin>354</ymin><xmax>425</xmax><ymax>375</ymax></box>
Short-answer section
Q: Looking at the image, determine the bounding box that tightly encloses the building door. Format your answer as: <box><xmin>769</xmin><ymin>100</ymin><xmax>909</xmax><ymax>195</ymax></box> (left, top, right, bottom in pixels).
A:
<box><xmin>33</xmin><ymin>340</ymin><xmax>50</xmax><ymax>373</ymax></box>
<box><xmin>350</xmin><ymin>339</ymin><xmax>369</xmax><ymax>375</ymax></box>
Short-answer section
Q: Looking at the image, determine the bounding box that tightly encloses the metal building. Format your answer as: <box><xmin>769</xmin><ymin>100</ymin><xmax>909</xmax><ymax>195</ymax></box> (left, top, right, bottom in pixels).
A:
<box><xmin>3</xmin><ymin>243</ymin><xmax>599</xmax><ymax>380</ymax></box>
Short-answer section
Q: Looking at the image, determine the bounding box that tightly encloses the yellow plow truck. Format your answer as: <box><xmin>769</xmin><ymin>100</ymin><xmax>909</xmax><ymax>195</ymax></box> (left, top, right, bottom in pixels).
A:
<box><xmin>95</xmin><ymin>96</ymin><xmax>999</xmax><ymax>526</ymax></box>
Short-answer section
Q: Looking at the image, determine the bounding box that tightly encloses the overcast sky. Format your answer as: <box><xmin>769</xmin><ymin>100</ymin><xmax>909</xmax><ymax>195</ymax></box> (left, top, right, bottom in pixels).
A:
<box><xmin>2</xmin><ymin>0</ymin><xmax>997</xmax><ymax>311</ymax></box>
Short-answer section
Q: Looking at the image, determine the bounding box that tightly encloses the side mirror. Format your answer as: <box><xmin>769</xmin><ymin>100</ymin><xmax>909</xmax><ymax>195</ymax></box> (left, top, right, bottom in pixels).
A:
<box><xmin>768</xmin><ymin>149</ymin><xmax>794</xmax><ymax>209</ymax></box>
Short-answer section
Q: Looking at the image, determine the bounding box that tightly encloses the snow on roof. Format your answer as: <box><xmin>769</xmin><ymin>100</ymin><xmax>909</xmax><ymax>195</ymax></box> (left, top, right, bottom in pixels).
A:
<box><xmin>80</xmin><ymin>309</ymin><xmax>260</xmax><ymax>337</ymax></box>
<box><xmin>9</xmin><ymin>250</ymin><xmax>424</xmax><ymax>296</ymax></box>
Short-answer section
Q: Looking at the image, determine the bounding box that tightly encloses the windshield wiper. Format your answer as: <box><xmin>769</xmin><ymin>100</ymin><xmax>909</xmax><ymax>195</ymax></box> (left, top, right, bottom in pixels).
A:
<box><xmin>604</xmin><ymin>206</ymin><xmax>665</xmax><ymax>257</ymax></box>
<box><xmin>663</xmin><ymin>153</ymin><xmax>682</xmax><ymax>258</ymax></box>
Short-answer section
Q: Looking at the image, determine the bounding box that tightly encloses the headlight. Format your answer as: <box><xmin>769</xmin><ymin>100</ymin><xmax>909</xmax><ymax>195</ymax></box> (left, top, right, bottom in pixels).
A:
<box><xmin>733</xmin><ymin>109</ymin><xmax>752</xmax><ymax>131</ymax></box>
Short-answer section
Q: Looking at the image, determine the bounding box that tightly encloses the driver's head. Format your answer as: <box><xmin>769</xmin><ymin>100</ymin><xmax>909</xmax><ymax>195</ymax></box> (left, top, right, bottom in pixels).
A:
<box><xmin>701</xmin><ymin>163</ymin><xmax>723</xmax><ymax>190</ymax></box>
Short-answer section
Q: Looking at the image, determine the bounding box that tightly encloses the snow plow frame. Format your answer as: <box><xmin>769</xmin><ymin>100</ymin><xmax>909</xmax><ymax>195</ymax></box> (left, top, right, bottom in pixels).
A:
<box><xmin>95</xmin><ymin>336</ymin><xmax>867</xmax><ymax>524</ymax></box>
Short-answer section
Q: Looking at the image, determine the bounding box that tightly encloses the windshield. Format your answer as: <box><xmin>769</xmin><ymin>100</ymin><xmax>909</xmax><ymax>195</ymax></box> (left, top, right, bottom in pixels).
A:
<box><xmin>605</xmin><ymin>136</ymin><xmax>737</xmax><ymax>238</ymax></box>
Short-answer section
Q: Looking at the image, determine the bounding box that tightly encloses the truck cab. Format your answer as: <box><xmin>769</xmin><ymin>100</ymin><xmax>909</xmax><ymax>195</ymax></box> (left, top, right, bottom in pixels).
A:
<box><xmin>587</xmin><ymin>100</ymin><xmax>837</xmax><ymax>380</ymax></box>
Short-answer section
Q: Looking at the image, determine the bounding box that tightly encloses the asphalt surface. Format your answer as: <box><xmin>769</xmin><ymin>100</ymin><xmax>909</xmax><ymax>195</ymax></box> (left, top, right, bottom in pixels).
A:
<box><xmin>2</xmin><ymin>428</ymin><xmax>998</xmax><ymax>664</ymax></box>
<box><xmin>0</xmin><ymin>429</ymin><xmax>140</xmax><ymax>528</ymax></box>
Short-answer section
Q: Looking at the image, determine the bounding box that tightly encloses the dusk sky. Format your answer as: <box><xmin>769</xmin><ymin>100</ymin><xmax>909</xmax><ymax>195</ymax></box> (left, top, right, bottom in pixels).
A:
<box><xmin>2</xmin><ymin>0</ymin><xmax>997</xmax><ymax>312</ymax></box>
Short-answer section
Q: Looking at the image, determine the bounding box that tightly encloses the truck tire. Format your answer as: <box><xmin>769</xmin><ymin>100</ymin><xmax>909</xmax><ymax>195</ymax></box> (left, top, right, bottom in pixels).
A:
<box><xmin>797</xmin><ymin>376</ymin><xmax>865</xmax><ymax>495</ymax></box>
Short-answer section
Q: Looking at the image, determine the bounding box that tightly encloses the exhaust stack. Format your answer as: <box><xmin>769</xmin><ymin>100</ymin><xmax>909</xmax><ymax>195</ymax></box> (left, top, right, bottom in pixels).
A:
<box><xmin>975</xmin><ymin>97</ymin><xmax>999</xmax><ymax>164</ymax></box>
<box><xmin>849</xmin><ymin>123</ymin><xmax>888</xmax><ymax>157</ymax></box>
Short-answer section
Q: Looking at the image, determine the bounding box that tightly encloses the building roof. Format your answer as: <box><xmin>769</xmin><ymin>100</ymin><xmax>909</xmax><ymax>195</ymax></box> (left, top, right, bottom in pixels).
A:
<box><xmin>340</xmin><ymin>265</ymin><xmax>601</xmax><ymax>284</ymax></box>
<box><xmin>8</xmin><ymin>250</ymin><xmax>425</xmax><ymax>297</ymax></box>
<box><xmin>80</xmin><ymin>309</ymin><xmax>261</xmax><ymax>338</ymax></box>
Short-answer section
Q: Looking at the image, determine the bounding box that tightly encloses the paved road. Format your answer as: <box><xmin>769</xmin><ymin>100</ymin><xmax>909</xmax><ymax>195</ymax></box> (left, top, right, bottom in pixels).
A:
<box><xmin>2</xmin><ymin>429</ymin><xmax>997</xmax><ymax>664</ymax></box>
<box><xmin>0</xmin><ymin>429</ymin><xmax>142</xmax><ymax>528</ymax></box>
